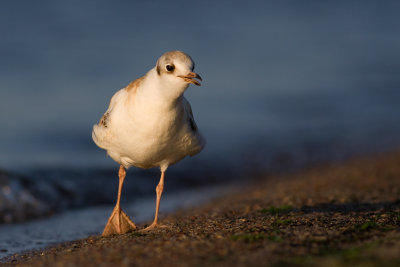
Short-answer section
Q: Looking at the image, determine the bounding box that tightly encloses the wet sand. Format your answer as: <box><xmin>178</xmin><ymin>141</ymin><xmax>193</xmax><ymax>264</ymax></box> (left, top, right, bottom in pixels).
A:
<box><xmin>3</xmin><ymin>151</ymin><xmax>400</xmax><ymax>266</ymax></box>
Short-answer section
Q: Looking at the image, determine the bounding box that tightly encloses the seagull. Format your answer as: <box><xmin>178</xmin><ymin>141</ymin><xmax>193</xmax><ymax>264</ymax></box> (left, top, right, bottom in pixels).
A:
<box><xmin>92</xmin><ymin>51</ymin><xmax>205</xmax><ymax>236</ymax></box>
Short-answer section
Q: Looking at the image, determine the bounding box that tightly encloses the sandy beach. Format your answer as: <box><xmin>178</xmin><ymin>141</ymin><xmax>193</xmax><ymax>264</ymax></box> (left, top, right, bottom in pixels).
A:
<box><xmin>1</xmin><ymin>150</ymin><xmax>399</xmax><ymax>266</ymax></box>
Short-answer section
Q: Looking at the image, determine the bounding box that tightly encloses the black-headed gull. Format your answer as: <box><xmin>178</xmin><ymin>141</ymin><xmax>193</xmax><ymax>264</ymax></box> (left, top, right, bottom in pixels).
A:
<box><xmin>92</xmin><ymin>51</ymin><xmax>205</xmax><ymax>236</ymax></box>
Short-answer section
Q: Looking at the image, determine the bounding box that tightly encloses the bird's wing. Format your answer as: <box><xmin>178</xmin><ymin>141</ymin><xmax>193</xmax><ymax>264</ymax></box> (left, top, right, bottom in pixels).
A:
<box><xmin>98</xmin><ymin>90</ymin><xmax>120</xmax><ymax>128</ymax></box>
<box><xmin>93</xmin><ymin>76</ymin><xmax>143</xmax><ymax>151</ymax></box>
<box><xmin>183</xmin><ymin>97</ymin><xmax>198</xmax><ymax>132</ymax></box>
<box><xmin>98</xmin><ymin>76</ymin><xmax>143</xmax><ymax>128</ymax></box>
<box><xmin>92</xmin><ymin>90</ymin><xmax>122</xmax><ymax>149</ymax></box>
<box><xmin>182</xmin><ymin>97</ymin><xmax>206</xmax><ymax>155</ymax></box>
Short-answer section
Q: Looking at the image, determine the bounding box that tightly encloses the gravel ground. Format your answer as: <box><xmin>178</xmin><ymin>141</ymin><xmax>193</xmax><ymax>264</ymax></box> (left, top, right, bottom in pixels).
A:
<box><xmin>2</xmin><ymin>151</ymin><xmax>400</xmax><ymax>267</ymax></box>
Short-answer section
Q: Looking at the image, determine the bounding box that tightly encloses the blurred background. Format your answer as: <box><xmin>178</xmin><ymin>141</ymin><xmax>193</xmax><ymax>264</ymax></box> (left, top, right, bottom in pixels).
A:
<box><xmin>1</xmin><ymin>0</ymin><xmax>400</xmax><ymax>170</ymax></box>
<box><xmin>0</xmin><ymin>0</ymin><xmax>400</xmax><ymax>257</ymax></box>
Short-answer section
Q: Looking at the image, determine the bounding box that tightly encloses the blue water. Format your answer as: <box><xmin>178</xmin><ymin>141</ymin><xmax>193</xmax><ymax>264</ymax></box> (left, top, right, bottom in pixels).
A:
<box><xmin>0</xmin><ymin>1</ymin><xmax>399</xmax><ymax>170</ymax></box>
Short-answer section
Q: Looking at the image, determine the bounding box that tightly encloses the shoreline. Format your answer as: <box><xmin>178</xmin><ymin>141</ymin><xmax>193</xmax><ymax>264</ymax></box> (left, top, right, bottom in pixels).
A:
<box><xmin>3</xmin><ymin>150</ymin><xmax>400</xmax><ymax>266</ymax></box>
<box><xmin>0</xmin><ymin>184</ymin><xmax>229</xmax><ymax>259</ymax></box>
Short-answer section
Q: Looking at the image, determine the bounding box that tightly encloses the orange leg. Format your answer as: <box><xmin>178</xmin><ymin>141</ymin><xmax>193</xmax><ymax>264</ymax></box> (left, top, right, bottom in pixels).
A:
<box><xmin>142</xmin><ymin>171</ymin><xmax>165</xmax><ymax>231</ymax></box>
<box><xmin>102</xmin><ymin>165</ymin><xmax>136</xmax><ymax>236</ymax></box>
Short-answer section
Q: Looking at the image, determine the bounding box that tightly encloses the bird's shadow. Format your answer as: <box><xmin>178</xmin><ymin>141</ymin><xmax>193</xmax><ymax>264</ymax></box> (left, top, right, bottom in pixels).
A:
<box><xmin>299</xmin><ymin>200</ymin><xmax>400</xmax><ymax>213</ymax></box>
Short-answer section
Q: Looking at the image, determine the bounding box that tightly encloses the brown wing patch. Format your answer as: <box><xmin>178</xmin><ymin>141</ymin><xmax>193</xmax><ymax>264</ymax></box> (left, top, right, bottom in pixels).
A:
<box><xmin>100</xmin><ymin>111</ymin><xmax>110</xmax><ymax>127</ymax></box>
<box><xmin>124</xmin><ymin>76</ymin><xmax>144</xmax><ymax>106</ymax></box>
<box><xmin>126</xmin><ymin>76</ymin><xmax>144</xmax><ymax>92</ymax></box>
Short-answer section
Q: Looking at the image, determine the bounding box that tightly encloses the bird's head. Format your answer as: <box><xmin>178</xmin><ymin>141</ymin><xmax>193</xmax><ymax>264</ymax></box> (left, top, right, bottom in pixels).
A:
<box><xmin>155</xmin><ymin>51</ymin><xmax>202</xmax><ymax>97</ymax></box>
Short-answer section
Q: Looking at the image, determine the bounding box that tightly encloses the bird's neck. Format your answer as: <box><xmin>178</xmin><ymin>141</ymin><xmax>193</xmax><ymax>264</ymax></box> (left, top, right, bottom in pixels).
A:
<box><xmin>137</xmin><ymin>69</ymin><xmax>185</xmax><ymax>110</ymax></box>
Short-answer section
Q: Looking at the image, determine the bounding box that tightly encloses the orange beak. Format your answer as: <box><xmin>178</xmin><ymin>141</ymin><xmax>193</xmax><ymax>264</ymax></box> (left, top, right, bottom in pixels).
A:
<box><xmin>178</xmin><ymin>72</ymin><xmax>202</xmax><ymax>86</ymax></box>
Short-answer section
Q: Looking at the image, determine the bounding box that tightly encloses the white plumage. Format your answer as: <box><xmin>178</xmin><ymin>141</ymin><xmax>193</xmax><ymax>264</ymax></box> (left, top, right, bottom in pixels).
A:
<box><xmin>92</xmin><ymin>51</ymin><xmax>205</xmax><ymax>235</ymax></box>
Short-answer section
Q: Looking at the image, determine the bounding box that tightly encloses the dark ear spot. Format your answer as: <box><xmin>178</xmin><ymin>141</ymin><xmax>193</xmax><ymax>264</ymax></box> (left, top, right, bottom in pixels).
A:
<box><xmin>156</xmin><ymin>65</ymin><xmax>160</xmax><ymax>75</ymax></box>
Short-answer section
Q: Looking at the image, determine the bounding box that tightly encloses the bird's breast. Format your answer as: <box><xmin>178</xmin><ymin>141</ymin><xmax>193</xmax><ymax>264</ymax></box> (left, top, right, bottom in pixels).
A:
<box><xmin>107</xmin><ymin>98</ymin><xmax>188</xmax><ymax>167</ymax></box>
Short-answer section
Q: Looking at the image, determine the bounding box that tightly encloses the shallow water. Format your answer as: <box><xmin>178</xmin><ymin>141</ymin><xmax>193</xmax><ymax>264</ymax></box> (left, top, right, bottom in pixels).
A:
<box><xmin>0</xmin><ymin>185</ymin><xmax>225</xmax><ymax>259</ymax></box>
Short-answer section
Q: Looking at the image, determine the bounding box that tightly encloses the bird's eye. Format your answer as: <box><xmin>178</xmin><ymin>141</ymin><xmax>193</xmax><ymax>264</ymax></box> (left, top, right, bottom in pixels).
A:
<box><xmin>166</xmin><ymin>64</ymin><xmax>175</xmax><ymax>72</ymax></box>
